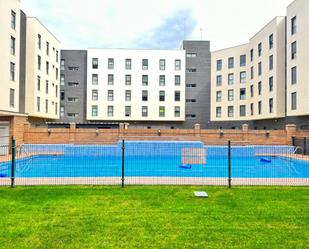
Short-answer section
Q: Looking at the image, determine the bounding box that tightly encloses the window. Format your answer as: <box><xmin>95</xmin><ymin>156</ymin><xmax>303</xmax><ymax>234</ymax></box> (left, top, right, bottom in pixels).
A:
<box><xmin>125</xmin><ymin>59</ymin><xmax>132</xmax><ymax>70</ymax></box>
<box><xmin>60</xmin><ymin>106</ymin><xmax>65</xmax><ymax>117</ymax></box>
<box><xmin>125</xmin><ymin>90</ymin><xmax>131</xmax><ymax>101</ymax></box>
<box><xmin>107</xmin><ymin>90</ymin><xmax>114</xmax><ymax>101</ymax></box>
<box><xmin>38</xmin><ymin>55</ymin><xmax>41</xmax><ymax>70</ymax></box>
<box><xmin>125</xmin><ymin>106</ymin><xmax>131</xmax><ymax>117</ymax></box>
<box><xmin>142</xmin><ymin>59</ymin><xmax>148</xmax><ymax>70</ymax></box>
<box><xmin>269</xmin><ymin>77</ymin><xmax>273</xmax><ymax>92</ymax></box>
<box><xmin>240</xmin><ymin>71</ymin><xmax>246</xmax><ymax>83</ymax></box>
<box><xmin>92</xmin><ymin>74</ymin><xmax>98</xmax><ymax>85</ymax></box>
<box><xmin>142</xmin><ymin>106</ymin><xmax>148</xmax><ymax>117</ymax></box>
<box><xmin>37</xmin><ymin>76</ymin><xmax>41</xmax><ymax>91</ymax></box>
<box><xmin>240</xmin><ymin>55</ymin><xmax>246</xmax><ymax>67</ymax></box>
<box><xmin>46</xmin><ymin>42</ymin><xmax>49</xmax><ymax>56</ymax></box>
<box><xmin>45</xmin><ymin>80</ymin><xmax>49</xmax><ymax>94</ymax></box>
<box><xmin>9</xmin><ymin>89</ymin><xmax>15</xmax><ymax>107</ymax></box>
<box><xmin>258</xmin><ymin>43</ymin><xmax>262</xmax><ymax>57</ymax></box>
<box><xmin>240</xmin><ymin>105</ymin><xmax>246</xmax><ymax>117</ymax></box>
<box><xmin>56</xmin><ymin>51</ymin><xmax>59</xmax><ymax>63</ymax></box>
<box><xmin>68</xmin><ymin>97</ymin><xmax>78</xmax><ymax>102</ymax></box>
<box><xmin>216</xmin><ymin>60</ymin><xmax>222</xmax><ymax>71</ymax></box>
<box><xmin>55</xmin><ymin>86</ymin><xmax>58</xmax><ymax>97</ymax></box>
<box><xmin>10</xmin><ymin>62</ymin><xmax>15</xmax><ymax>81</ymax></box>
<box><xmin>60</xmin><ymin>59</ymin><xmax>65</xmax><ymax>70</ymax></box>
<box><xmin>186</xmin><ymin>99</ymin><xmax>197</xmax><ymax>103</ymax></box>
<box><xmin>159</xmin><ymin>75</ymin><xmax>165</xmax><ymax>86</ymax></box>
<box><xmin>186</xmin><ymin>53</ymin><xmax>197</xmax><ymax>58</ymax></box>
<box><xmin>228</xmin><ymin>73</ymin><xmax>234</xmax><ymax>85</ymax></box>
<box><xmin>10</xmin><ymin>36</ymin><xmax>15</xmax><ymax>55</ymax></box>
<box><xmin>46</xmin><ymin>61</ymin><xmax>49</xmax><ymax>75</ymax></box>
<box><xmin>68</xmin><ymin>66</ymin><xmax>79</xmax><ymax>71</ymax></box>
<box><xmin>186</xmin><ymin>84</ymin><xmax>196</xmax><ymax>88</ymax></box>
<box><xmin>258</xmin><ymin>101</ymin><xmax>262</xmax><ymax>115</ymax></box>
<box><xmin>159</xmin><ymin>106</ymin><xmax>165</xmax><ymax>117</ymax></box>
<box><xmin>92</xmin><ymin>90</ymin><xmax>98</xmax><ymax>101</ymax></box>
<box><xmin>92</xmin><ymin>58</ymin><xmax>98</xmax><ymax>69</ymax></box>
<box><xmin>11</xmin><ymin>11</ymin><xmax>16</xmax><ymax>29</ymax></box>
<box><xmin>258</xmin><ymin>81</ymin><xmax>262</xmax><ymax>95</ymax></box>
<box><xmin>175</xmin><ymin>75</ymin><xmax>181</xmax><ymax>86</ymax></box>
<box><xmin>38</xmin><ymin>34</ymin><xmax>41</xmax><ymax>49</ymax></box>
<box><xmin>108</xmin><ymin>106</ymin><xmax>114</xmax><ymax>117</ymax></box>
<box><xmin>108</xmin><ymin>58</ymin><xmax>114</xmax><ymax>69</ymax></box>
<box><xmin>291</xmin><ymin>67</ymin><xmax>297</xmax><ymax>84</ymax></box>
<box><xmin>175</xmin><ymin>60</ymin><xmax>181</xmax><ymax>70</ymax></box>
<box><xmin>291</xmin><ymin>16</ymin><xmax>297</xmax><ymax>35</ymax></box>
<box><xmin>37</xmin><ymin>97</ymin><xmax>40</xmax><ymax>112</ymax></box>
<box><xmin>250</xmin><ymin>103</ymin><xmax>254</xmax><ymax>116</ymax></box>
<box><xmin>258</xmin><ymin>62</ymin><xmax>262</xmax><ymax>76</ymax></box>
<box><xmin>228</xmin><ymin>106</ymin><xmax>234</xmax><ymax>117</ymax></box>
<box><xmin>250</xmin><ymin>49</ymin><xmax>254</xmax><ymax>62</ymax></box>
<box><xmin>142</xmin><ymin>90</ymin><xmax>148</xmax><ymax>101</ymax></box>
<box><xmin>269</xmin><ymin>98</ymin><xmax>273</xmax><ymax>113</ymax></box>
<box><xmin>216</xmin><ymin>75</ymin><xmax>222</xmax><ymax>86</ymax></box>
<box><xmin>45</xmin><ymin>99</ymin><xmax>48</xmax><ymax>113</ymax></box>
<box><xmin>175</xmin><ymin>106</ymin><xmax>181</xmax><ymax>117</ymax></box>
<box><xmin>125</xmin><ymin>75</ymin><xmax>131</xmax><ymax>85</ymax></box>
<box><xmin>250</xmin><ymin>66</ymin><xmax>254</xmax><ymax>80</ymax></box>
<box><xmin>216</xmin><ymin>107</ymin><xmax>222</xmax><ymax>118</ymax></box>
<box><xmin>250</xmin><ymin>85</ymin><xmax>254</xmax><ymax>97</ymax></box>
<box><xmin>291</xmin><ymin>42</ymin><xmax>297</xmax><ymax>60</ymax></box>
<box><xmin>228</xmin><ymin>90</ymin><xmax>234</xmax><ymax>101</ymax></box>
<box><xmin>60</xmin><ymin>91</ymin><xmax>65</xmax><ymax>101</ymax></box>
<box><xmin>56</xmin><ymin>68</ymin><xmax>59</xmax><ymax>80</ymax></box>
<box><xmin>269</xmin><ymin>34</ymin><xmax>274</xmax><ymax>49</ymax></box>
<box><xmin>291</xmin><ymin>92</ymin><xmax>297</xmax><ymax>110</ymax></box>
<box><xmin>142</xmin><ymin>75</ymin><xmax>148</xmax><ymax>86</ymax></box>
<box><xmin>159</xmin><ymin>91</ymin><xmax>165</xmax><ymax>102</ymax></box>
<box><xmin>240</xmin><ymin>88</ymin><xmax>246</xmax><ymax>100</ymax></box>
<box><xmin>108</xmin><ymin>74</ymin><xmax>114</xmax><ymax>85</ymax></box>
<box><xmin>68</xmin><ymin>113</ymin><xmax>79</xmax><ymax>118</ymax></box>
<box><xmin>216</xmin><ymin>91</ymin><xmax>222</xmax><ymax>102</ymax></box>
<box><xmin>228</xmin><ymin>57</ymin><xmax>234</xmax><ymax>69</ymax></box>
<box><xmin>186</xmin><ymin>68</ymin><xmax>197</xmax><ymax>73</ymax></box>
<box><xmin>175</xmin><ymin>91</ymin><xmax>180</xmax><ymax>102</ymax></box>
<box><xmin>159</xmin><ymin>59</ymin><xmax>166</xmax><ymax>70</ymax></box>
<box><xmin>269</xmin><ymin>55</ymin><xmax>273</xmax><ymax>70</ymax></box>
<box><xmin>186</xmin><ymin>114</ymin><xmax>196</xmax><ymax>119</ymax></box>
<box><xmin>92</xmin><ymin>105</ymin><xmax>98</xmax><ymax>117</ymax></box>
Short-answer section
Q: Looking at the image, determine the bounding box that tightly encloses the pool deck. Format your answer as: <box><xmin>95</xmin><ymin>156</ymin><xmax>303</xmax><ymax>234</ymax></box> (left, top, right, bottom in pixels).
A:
<box><xmin>0</xmin><ymin>177</ymin><xmax>308</xmax><ymax>186</ymax></box>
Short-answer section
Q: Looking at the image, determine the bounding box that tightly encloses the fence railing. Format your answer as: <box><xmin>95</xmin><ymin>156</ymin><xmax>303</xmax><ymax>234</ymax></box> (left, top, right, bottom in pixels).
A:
<box><xmin>292</xmin><ymin>136</ymin><xmax>309</xmax><ymax>155</ymax></box>
<box><xmin>0</xmin><ymin>138</ymin><xmax>308</xmax><ymax>187</ymax></box>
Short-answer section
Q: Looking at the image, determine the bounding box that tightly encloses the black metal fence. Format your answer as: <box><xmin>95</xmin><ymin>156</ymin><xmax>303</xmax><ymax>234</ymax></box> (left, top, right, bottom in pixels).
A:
<box><xmin>0</xmin><ymin>138</ymin><xmax>308</xmax><ymax>187</ymax></box>
<box><xmin>292</xmin><ymin>137</ymin><xmax>309</xmax><ymax>155</ymax></box>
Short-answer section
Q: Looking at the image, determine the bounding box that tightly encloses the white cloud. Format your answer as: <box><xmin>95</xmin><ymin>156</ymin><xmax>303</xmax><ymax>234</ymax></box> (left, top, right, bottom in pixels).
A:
<box><xmin>21</xmin><ymin>0</ymin><xmax>294</xmax><ymax>50</ymax></box>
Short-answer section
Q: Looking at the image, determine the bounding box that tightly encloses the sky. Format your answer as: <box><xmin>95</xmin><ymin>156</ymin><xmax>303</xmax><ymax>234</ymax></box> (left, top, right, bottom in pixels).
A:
<box><xmin>21</xmin><ymin>0</ymin><xmax>294</xmax><ymax>51</ymax></box>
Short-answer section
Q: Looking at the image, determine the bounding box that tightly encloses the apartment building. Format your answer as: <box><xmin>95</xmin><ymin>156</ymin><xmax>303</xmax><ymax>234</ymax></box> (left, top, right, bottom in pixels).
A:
<box><xmin>25</xmin><ymin>17</ymin><xmax>60</xmax><ymax>121</ymax></box>
<box><xmin>59</xmin><ymin>50</ymin><xmax>87</xmax><ymax>123</ymax></box>
<box><xmin>86</xmin><ymin>49</ymin><xmax>186</xmax><ymax>126</ymax></box>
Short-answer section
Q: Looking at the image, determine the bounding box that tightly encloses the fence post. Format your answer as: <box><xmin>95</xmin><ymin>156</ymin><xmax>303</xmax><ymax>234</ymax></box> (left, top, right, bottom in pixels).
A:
<box><xmin>11</xmin><ymin>138</ymin><xmax>16</xmax><ymax>188</ymax></box>
<box><xmin>291</xmin><ymin>136</ymin><xmax>296</xmax><ymax>146</ymax></box>
<box><xmin>121</xmin><ymin>139</ymin><xmax>125</xmax><ymax>188</ymax></box>
<box><xmin>303</xmin><ymin>137</ymin><xmax>307</xmax><ymax>155</ymax></box>
<box><xmin>228</xmin><ymin>140</ymin><xmax>231</xmax><ymax>189</ymax></box>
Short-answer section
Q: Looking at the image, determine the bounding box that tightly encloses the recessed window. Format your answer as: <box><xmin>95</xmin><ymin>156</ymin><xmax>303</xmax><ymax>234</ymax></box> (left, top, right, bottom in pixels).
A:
<box><xmin>291</xmin><ymin>42</ymin><xmax>297</xmax><ymax>60</ymax></box>
<box><xmin>92</xmin><ymin>58</ymin><xmax>98</xmax><ymax>69</ymax></box>
<box><xmin>45</xmin><ymin>80</ymin><xmax>49</xmax><ymax>94</ymax></box>
<box><xmin>37</xmin><ymin>97</ymin><xmax>40</xmax><ymax>112</ymax></box>
<box><xmin>56</xmin><ymin>68</ymin><xmax>59</xmax><ymax>80</ymax></box>
<box><xmin>269</xmin><ymin>77</ymin><xmax>273</xmax><ymax>92</ymax></box>
<box><xmin>240</xmin><ymin>105</ymin><xmax>246</xmax><ymax>117</ymax></box>
<box><xmin>216</xmin><ymin>91</ymin><xmax>222</xmax><ymax>102</ymax></box>
<box><xmin>250</xmin><ymin>103</ymin><xmax>254</xmax><ymax>116</ymax></box>
<box><xmin>37</xmin><ymin>76</ymin><xmax>41</xmax><ymax>91</ymax></box>
<box><xmin>258</xmin><ymin>43</ymin><xmax>262</xmax><ymax>57</ymax></box>
<box><xmin>125</xmin><ymin>75</ymin><xmax>131</xmax><ymax>85</ymax></box>
<box><xmin>56</xmin><ymin>51</ymin><xmax>59</xmax><ymax>63</ymax></box>
<box><xmin>250</xmin><ymin>85</ymin><xmax>254</xmax><ymax>98</ymax></box>
<box><xmin>186</xmin><ymin>114</ymin><xmax>196</xmax><ymax>119</ymax></box>
<box><xmin>240</xmin><ymin>71</ymin><xmax>246</xmax><ymax>83</ymax></box>
<box><xmin>269</xmin><ymin>34</ymin><xmax>274</xmax><ymax>49</ymax></box>
<box><xmin>228</xmin><ymin>106</ymin><xmax>234</xmax><ymax>117</ymax></box>
<box><xmin>46</xmin><ymin>61</ymin><xmax>49</xmax><ymax>75</ymax></box>
<box><xmin>186</xmin><ymin>68</ymin><xmax>197</xmax><ymax>73</ymax></box>
<box><xmin>159</xmin><ymin>59</ymin><xmax>166</xmax><ymax>70</ymax></box>
<box><xmin>291</xmin><ymin>92</ymin><xmax>297</xmax><ymax>110</ymax></box>
<box><xmin>60</xmin><ymin>91</ymin><xmax>65</xmax><ymax>101</ymax></box>
<box><xmin>107</xmin><ymin>106</ymin><xmax>114</xmax><ymax>117</ymax></box>
<box><xmin>216</xmin><ymin>107</ymin><xmax>222</xmax><ymax>118</ymax></box>
<box><xmin>142</xmin><ymin>90</ymin><xmax>148</xmax><ymax>101</ymax></box>
<box><xmin>10</xmin><ymin>36</ymin><xmax>16</xmax><ymax>55</ymax></box>
<box><xmin>258</xmin><ymin>62</ymin><xmax>262</xmax><ymax>76</ymax></box>
<box><xmin>108</xmin><ymin>74</ymin><xmax>114</xmax><ymax>85</ymax></box>
<box><xmin>45</xmin><ymin>99</ymin><xmax>49</xmax><ymax>113</ymax></box>
<box><xmin>175</xmin><ymin>91</ymin><xmax>181</xmax><ymax>102</ymax></box>
<box><xmin>159</xmin><ymin>75</ymin><xmax>165</xmax><ymax>86</ymax></box>
<box><xmin>159</xmin><ymin>91</ymin><xmax>165</xmax><ymax>102</ymax></box>
<box><xmin>68</xmin><ymin>82</ymin><xmax>79</xmax><ymax>87</ymax></box>
<box><xmin>60</xmin><ymin>106</ymin><xmax>65</xmax><ymax>117</ymax></box>
<box><xmin>142</xmin><ymin>106</ymin><xmax>148</xmax><ymax>117</ymax></box>
<box><xmin>125</xmin><ymin>90</ymin><xmax>131</xmax><ymax>101</ymax></box>
<box><xmin>269</xmin><ymin>98</ymin><xmax>273</xmax><ymax>113</ymax></box>
<box><xmin>228</xmin><ymin>90</ymin><xmax>234</xmax><ymax>101</ymax></box>
<box><xmin>240</xmin><ymin>88</ymin><xmax>246</xmax><ymax>100</ymax></box>
<box><xmin>11</xmin><ymin>11</ymin><xmax>16</xmax><ymax>30</ymax></box>
<box><xmin>68</xmin><ymin>97</ymin><xmax>78</xmax><ymax>102</ymax></box>
<box><xmin>174</xmin><ymin>106</ymin><xmax>180</xmax><ymax>117</ymax></box>
<box><xmin>67</xmin><ymin>113</ymin><xmax>79</xmax><ymax>118</ymax></box>
<box><xmin>240</xmin><ymin>55</ymin><xmax>246</xmax><ymax>67</ymax></box>
<box><xmin>291</xmin><ymin>16</ymin><xmax>297</xmax><ymax>35</ymax></box>
<box><xmin>38</xmin><ymin>34</ymin><xmax>41</xmax><ymax>50</ymax></box>
<box><xmin>142</xmin><ymin>75</ymin><xmax>148</xmax><ymax>86</ymax></box>
<box><xmin>108</xmin><ymin>58</ymin><xmax>114</xmax><ymax>69</ymax></box>
<box><xmin>228</xmin><ymin>57</ymin><xmax>234</xmax><ymax>69</ymax></box>
<box><xmin>38</xmin><ymin>55</ymin><xmax>41</xmax><ymax>70</ymax></box>
<box><xmin>291</xmin><ymin>67</ymin><xmax>297</xmax><ymax>84</ymax></box>
<box><xmin>186</xmin><ymin>53</ymin><xmax>197</xmax><ymax>58</ymax></box>
<box><xmin>46</xmin><ymin>42</ymin><xmax>49</xmax><ymax>56</ymax></box>
<box><xmin>9</xmin><ymin>89</ymin><xmax>15</xmax><ymax>108</ymax></box>
<box><xmin>186</xmin><ymin>99</ymin><xmax>197</xmax><ymax>103</ymax></box>
<box><xmin>258</xmin><ymin>81</ymin><xmax>262</xmax><ymax>95</ymax></box>
<box><xmin>175</xmin><ymin>60</ymin><xmax>181</xmax><ymax>70</ymax></box>
<box><xmin>92</xmin><ymin>90</ymin><xmax>98</xmax><ymax>101</ymax></box>
<box><xmin>92</xmin><ymin>105</ymin><xmax>98</xmax><ymax>117</ymax></box>
<box><xmin>107</xmin><ymin>90</ymin><xmax>114</xmax><ymax>101</ymax></box>
<box><xmin>258</xmin><ymin>101</ymin><xmax>262</xmax><ymax>115</ymax></box>
<box><xmin>55</xmin><ymin>86</ymin><xmax>58</xmax><ymax>98</ymax></box>
<box><xmin>60</xmin><ymin>74</ymin><xmax>65</xmax><ymax>85</ymax></box>
<box><xmin>10</xmin><ymin>62</ymin><xmax>15</xmax><ymax>81</ymax></box>
<box><xmin>228</xmin><ymin>73</ymin><xmax>234</xmax><ymax>85</ymax></box>
<box><xmin>68</xmin><ymin>66</ymin><xmax>79</xmax><ymax>71</ymax></box>
<box><xmin>142</xmin><ymin>59</ymin><xmax>148</xmax><ymax>70</ymax></box>
<box><xmin>159</xmin><ymin>106</ymin><xmax>165</xmax><ymax>117</ymax></box>
<box><xmin>175</xmin><ymin>75</ymin><xmax>181</xmax><ymax>86</ymax></box>
<box><xmin>60</xmin><ymin>59</ymin><xmax>65</xmax><ymax>70</ymax></box>
<box><xmin>269</xmin><ymin>55</ymin><xmax>273</xmax><ymax>71</ymax></box>
<box><xmin>125</xmin><ymin>106</ymin><xmax>131</xmax><ymax>117</ymax></box>
<box><xmin>92</xmin><ymin>74</ymin><xmax>98</xmax><ymax>85</ymax></box>
<box><xmin>216</xmin><ymin>60</ymin><xmax>222</xmax><ymax>71</ymax></box>
<box><xmin>250</xmin><ymin>49</ymin><xmax>254</xmax><ymax>62</ymax></box>
<box><xmin>250</xmin><ymin>66</ymin><xmax>254</xmax><ymax>80</ymax></box>
<box><xmin>186</xmin><ymin>84</ymin><xmax>196</xmax><ymax>88</ymax></box>
<box><xmin>125</xmin><ymin>59</ymin><xmax>131</xmax><ymax>70</ymax></box>
<box><xmin>216</xmin><ymin>75</ymin><xmax>222</xmax><ymax>86</ymax></box>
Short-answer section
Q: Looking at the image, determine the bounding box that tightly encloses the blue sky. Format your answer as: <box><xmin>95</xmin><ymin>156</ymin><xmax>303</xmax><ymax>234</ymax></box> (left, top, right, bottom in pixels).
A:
<box><xmin>21</xmin><ymin>0</ymin><xmax>293</xmax><ymax>51</ymax></box>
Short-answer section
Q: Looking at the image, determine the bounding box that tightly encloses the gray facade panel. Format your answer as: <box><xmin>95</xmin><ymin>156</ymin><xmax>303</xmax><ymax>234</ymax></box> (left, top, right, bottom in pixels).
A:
<box><xmin>59</xmin><ymin>50</ymin><xmax>87</xmax><ymax>123</ymax></box>
<box><xmin>19</xmin><ymin>10</ymin><xmax>27</xmax><ymax>114</ymax></box>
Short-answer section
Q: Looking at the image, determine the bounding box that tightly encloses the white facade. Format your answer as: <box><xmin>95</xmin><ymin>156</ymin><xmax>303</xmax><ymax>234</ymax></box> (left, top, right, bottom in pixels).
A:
<box><xmin>0</xmin><ymin>0</ymin><xmax>21</xmax><ymax>115</ymax></box>
<box><xmin>25</xmin><ymin>17</ymin><xmax>60</xmax><ymax>119</ymax></box>
<box><xmin>87</xmin><ymin>49</ymin><xmax>186</xmax><ymax>122</ymax></box>
<box><xmin>211</xmin><ymin>17</ymin><xmax>286</xmax><ymax>121</ymax></box>
<box><xmin>286</xmin><ymin>0</ymin><xmax>309</xmax><ymax>117</ymax></box>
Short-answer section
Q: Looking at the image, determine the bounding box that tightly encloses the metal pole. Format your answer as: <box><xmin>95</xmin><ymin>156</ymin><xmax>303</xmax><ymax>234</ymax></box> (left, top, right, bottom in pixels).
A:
<box><xmin>228</xmin><ymin>140</ymin><xmax>231</xmax><ymax>189</ymax></box>
<box><xmin>11</xmin><ymin>138</ymin><xmax>16</xmax><ymax>188</ymax></box>
<box><xmin>291</xmin><ymin>136</ymin><xmax>296</xmax><ymax>147</ymax></box>
<box><xmin>303</xmin><ymin>137</ymin><xmax>307</xmax><ymax>155</ymax></box>
<box><xmin>121</xmin><ymin>139</ymin><xmax>125</xmax><ymax>188</ymax></box>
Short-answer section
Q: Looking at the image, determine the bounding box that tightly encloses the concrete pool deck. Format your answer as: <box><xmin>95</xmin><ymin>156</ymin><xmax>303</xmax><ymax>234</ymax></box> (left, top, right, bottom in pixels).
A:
<box><xmin>0</xmin><ymin>177</ymin><xmax>308</xmax><ymax>186</ymax></box>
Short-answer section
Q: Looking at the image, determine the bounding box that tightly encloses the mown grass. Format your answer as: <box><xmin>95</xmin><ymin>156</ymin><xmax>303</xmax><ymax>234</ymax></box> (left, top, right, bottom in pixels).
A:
<box><xmin>0</xmin><ymin>186</ymin><xmax>308</xmax><ymax>249</ymax></box>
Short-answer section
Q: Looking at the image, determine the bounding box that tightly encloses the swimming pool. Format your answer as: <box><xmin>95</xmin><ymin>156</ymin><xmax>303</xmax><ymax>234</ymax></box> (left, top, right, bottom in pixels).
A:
<box><xmin>0</xmin><ymin>142</ymin><xmax>308</xmax><ymax>179</ymax></box>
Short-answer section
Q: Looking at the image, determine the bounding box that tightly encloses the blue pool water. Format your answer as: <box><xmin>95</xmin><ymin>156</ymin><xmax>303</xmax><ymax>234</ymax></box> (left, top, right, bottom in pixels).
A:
<box><xmin>0</xmin><ymin>142</ymin><xmax>308</xmax><ymax>179</ymax></box>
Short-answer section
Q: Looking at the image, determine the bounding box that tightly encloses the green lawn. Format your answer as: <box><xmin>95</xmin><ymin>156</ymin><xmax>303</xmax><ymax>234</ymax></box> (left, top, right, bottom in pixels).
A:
<box><xmin>0</xmin><ymin>186</ymin><xmax>308</xmax><ymax>249</ymax></box>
